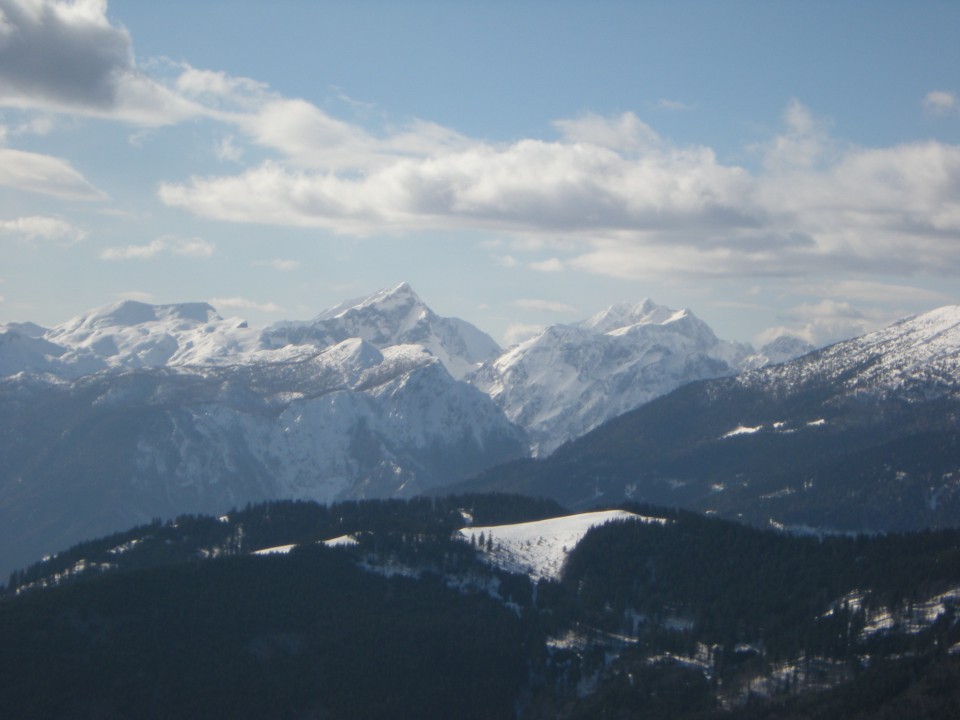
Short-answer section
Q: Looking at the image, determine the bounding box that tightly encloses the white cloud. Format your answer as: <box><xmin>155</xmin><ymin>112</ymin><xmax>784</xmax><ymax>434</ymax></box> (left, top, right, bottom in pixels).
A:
<box><xmin>161</xmin><ymin>126</ymin><xmax>756</xmax><ymax>239</ymax></box>
<box><xmin>157</xmin><ymin>103</ymin><xmax>960</xmax><ymax>283</ymax></box>
<box><xmin>0</xmin><ymin>0</ymin><xmax>200</xmax><ymax>124</ymax></box>
<box><xmin>209</xmin><ymin>296</ymin><xmax>282</xmax><ymax>313</ymax></box>
<box><xmin>233</xmin><ymin>99</ymin><xmax>471</xmax><ymax>171</ymax></box>
<box><xmin>174</xmin><ymin>66</ymin><xmax>269</xmax><ymax>108</ymax></box>
<box><xmin>759</xmin><ymin>98</ymin><xmax>833</xmax><ymax>171</ymax></box>
<box><xmin>514</xmin><ymin>298</ymin><xmax>577</xmax><ymax>313</ymax></box>
<box><xmin>0</xmin><ymin>215</ymin><xmax>86</xmax><ymax>243</ymax></box>
<box><xmin>0</xmin><ymin>146</ymin><xmax>106</xmax><ymax>199</ymax></box>
<box><xmin>5</xmin><ymin>4</ymin><xmax>957</xmax><ymax>297</ymax></box>
<box><xmin>924</xmin><ymin>90</ymin><xmax>958</xmax><ymax>115</ymax></box>
<box><xmin>100</xmin><ymin>235</ymin><xmax>214</xmax><ymax>260</ymax></box>
<box><xmin>553</xmin><ymin>111</ymin><xmax>662</xmax><ymax>153</ymax></box>
<box><xmin>238</xmin><ymin>99</ymin><xmax>379</xmax><ymax>170</ymax></box>
<box><xmin>755</xmin><ymin>299</ymin><xmax>893</xmax><ymax>347</ymax></box>
<box><xmin>529</xmin><ymin>258</ymin><xmax>565</xmax><ymax>273</ymax></box>
<box><xmin>503</xmin><ymin>322</ymin><xmax>544</xmax><ymax>346</ymax></box>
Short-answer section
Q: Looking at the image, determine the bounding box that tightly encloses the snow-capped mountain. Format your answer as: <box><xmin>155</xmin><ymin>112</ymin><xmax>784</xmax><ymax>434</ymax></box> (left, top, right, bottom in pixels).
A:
<box><xmin>0</xmin><ymin>287</ymin><xmax>530</xmax><ymax>577</ymax></box>
<box><xmin>1</xmin><ymin>300</ymin><xmax>267</xmax><ymax>379</ymax></box>
<box><xmin>461</xmin><ymin>305</ymin><xmax>960</xmax><ymax>534</ymax></box>
<box><xmin>261</xmin><ymin>283</ymin><xmax>501</xmax><ymax>380</ymax></box>
<box><xmin>0</xmin><ymin>282</ymin><xmax>891</xmax><ymax>575</ymax></box>
<box><xmin>741</xmin><ymin>304</ymin><xmax>960</xmax><ymax>399</ymax></box>
<box><xmin>469</xmin><ymin>299</ymin><xmax>755</xmax><ymax>455</ymax></box>
<box><xmin>1</xmin><ymin>284</ymin><xmax>501</xmax><ymax>383</ymax></box>
<box><xmin>0</xmin><ymin>335</ymin><xmax>525</xmax><ymax>578</ymax></box>
<box><xmin>0</xmin><ymin>323</ymin><xmax>68</xmax><ymax>377</ymax></box>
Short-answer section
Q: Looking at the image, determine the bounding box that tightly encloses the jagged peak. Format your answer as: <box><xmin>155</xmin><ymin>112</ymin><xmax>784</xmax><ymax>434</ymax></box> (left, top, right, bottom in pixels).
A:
<box><xmin>314</xmin><ymin>282</ymin><xmax>425</xmax><ymax>322</ymax></box>
<box><xmin>579</xmin><ymin>297</ymin><xmax>681</xmax><ymax>333</ymax></box>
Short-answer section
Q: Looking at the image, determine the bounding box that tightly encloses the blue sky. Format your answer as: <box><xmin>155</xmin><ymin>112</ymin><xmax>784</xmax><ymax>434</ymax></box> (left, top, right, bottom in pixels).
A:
<box><xmin>2</xmin><ymin>0</ymin><xmax>959</xmax><ymax>348</ymax></box>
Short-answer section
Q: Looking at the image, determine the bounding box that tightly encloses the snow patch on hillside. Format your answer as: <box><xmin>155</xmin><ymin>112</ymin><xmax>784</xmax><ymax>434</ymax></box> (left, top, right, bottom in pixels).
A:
<box><xmin>721</xmin><ymin>424</ymin><xmax>763</xmax><ymax>438</ymax></box>
<box><xmin>457</xmin><ymin>510</ymin><xmax>667</xmax><ymax>580</ymax></box>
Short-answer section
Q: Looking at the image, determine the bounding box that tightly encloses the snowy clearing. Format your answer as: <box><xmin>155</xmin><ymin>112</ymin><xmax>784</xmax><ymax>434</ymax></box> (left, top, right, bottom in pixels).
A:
<box><xmin>457</xmin><ymin>510</ymin><xmax>667</xmax><ymax>581</ymax></box>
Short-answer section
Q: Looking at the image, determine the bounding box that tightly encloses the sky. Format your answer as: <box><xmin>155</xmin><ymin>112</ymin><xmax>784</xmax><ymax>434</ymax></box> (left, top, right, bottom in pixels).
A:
<box><xmin>1</xmin><ymin>0</ymin><xmax>959</xmax><ymax>349</ymax></box>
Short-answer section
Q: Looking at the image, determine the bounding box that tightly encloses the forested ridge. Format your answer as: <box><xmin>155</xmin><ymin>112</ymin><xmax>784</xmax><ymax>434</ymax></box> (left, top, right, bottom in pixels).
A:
<box><xmin>3</xmin><ymin>495</ymin><xmax>960</xmax><ymax>718</ymax></box>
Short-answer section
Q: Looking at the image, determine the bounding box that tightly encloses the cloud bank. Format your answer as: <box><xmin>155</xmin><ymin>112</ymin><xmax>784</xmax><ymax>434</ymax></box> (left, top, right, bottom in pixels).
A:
<box><xmin>158</xmin><ymin>105</ymin><xmax>960</xmax><ymax>284</ymax></box>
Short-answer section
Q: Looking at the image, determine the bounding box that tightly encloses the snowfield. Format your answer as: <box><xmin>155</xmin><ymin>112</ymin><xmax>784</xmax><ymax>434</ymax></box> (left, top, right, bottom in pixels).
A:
<box><xmin>457</xmin><ymin>510</ymin><xmax>668</xmax><ymax>580</ymax></box>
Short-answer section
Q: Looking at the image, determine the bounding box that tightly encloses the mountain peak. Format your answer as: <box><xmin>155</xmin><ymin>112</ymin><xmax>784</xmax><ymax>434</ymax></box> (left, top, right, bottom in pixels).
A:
<box><xmin>472</xmin><ymin>296</ymin><xmax>746</xmax><ymax>455</ymax></box>
<box><xmin>737</xmin><ymin>304</ymin><xmax>960</xmax><ymax>401</ymax></box>
<box><xmin>264</xmin><ymin>284</ymin><xmax>499</xmax><ymax>380</ymax></box>
<box><xmin>56</xmin><ymin>300</ymin><xmax>220</xmax><ymax>335</ymax></box>
<box><xmin>21</xmin><ymin>299</ymin><xmax>256</xmax><ymax>376</ymax></box>
<box><xmin>314</xmin><ymin>282</ymin><xmax>423</xmax><ymax>322</ymax></box>
<box><xmin>579</xmin><ymin>297</ymin><xmax>681</xmax><ymax>333</ymax></box>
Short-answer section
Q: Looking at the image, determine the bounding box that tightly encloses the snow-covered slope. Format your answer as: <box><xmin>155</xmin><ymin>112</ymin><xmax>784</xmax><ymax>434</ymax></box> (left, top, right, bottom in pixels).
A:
<box><xmin>261</xmin><ymin>283</ymin><xmax>501</xmax><ymax>380</ymax></box>
<box><xmin>739</xmin><ymin>304</ymin><xmax>960</xmax><ymax>399</ymax></box>
<box><xmin>1</xmin><ymin>287</ymin><xmax>501</xmax><ymax>382</ymax></box>
<box><xmin>469</xmin><ymin>299</ymin><xmax>755</xmax><ymax>455</ymax></box>
<box><xmin>1</xmin><ymin>300</ymin><xmax>267</xmax><ymax>379</ymax></box>
<box><xmin>456</xmin><ymin>510</ymin><xmax>665</xmax><ymax>580</ymax></box>
<box><xmin>0</xmin><ymin>323</ymin><xmax>65</xmax><ymax>377</ymax></box>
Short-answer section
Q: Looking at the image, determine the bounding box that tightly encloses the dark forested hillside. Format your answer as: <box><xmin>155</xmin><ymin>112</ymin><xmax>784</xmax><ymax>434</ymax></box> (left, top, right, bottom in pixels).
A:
<box><xmin>0</xmin><ymin>549</ymin><xmax>527</xmax><ymax>720</ymax></box>
<box><xmin>3</xmin><ymin>496</ymin><xmax>960</xmax><ymax>719</ymax></box>
<box><xmin>457</xmin><ymin>373</ymin><xmax>960</xmax><ymax>533</ymax></box>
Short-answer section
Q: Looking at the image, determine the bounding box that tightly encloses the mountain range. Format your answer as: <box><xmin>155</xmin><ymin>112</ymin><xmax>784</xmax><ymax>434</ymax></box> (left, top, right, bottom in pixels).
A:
<box><xmin>470</xmin><ymin>298</ymin><xmax>778</xmax><ymax>454</ymax></box>
<box><xmin>3</xmin><ymin>282</ymin><xmax>957</xmax><ymax>577</ymax></box>
<box><xmin>460</xmin><ymin>305</ymin><xmax>960</xmax><ymax>533</ymax></box>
